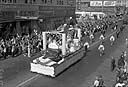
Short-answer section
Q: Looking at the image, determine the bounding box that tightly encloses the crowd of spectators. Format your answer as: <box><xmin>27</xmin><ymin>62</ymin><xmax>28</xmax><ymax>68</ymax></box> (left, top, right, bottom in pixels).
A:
<box><xmin>0</xmin><ymin>30</ymin><xmax>44</xmax><ymax>60</ymax></box>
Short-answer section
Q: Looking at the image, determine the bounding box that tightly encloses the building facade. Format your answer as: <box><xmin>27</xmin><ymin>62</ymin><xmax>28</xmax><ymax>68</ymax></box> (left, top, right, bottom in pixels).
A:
<box><xmin>0</xmin><ymin>0</ymin><xmax>76</xmax><ymax>38</ymax></box>
<box><xmin>76</xmin><ymin>0</ymin><xmax>117</xmax><ymax>15</ymax></box>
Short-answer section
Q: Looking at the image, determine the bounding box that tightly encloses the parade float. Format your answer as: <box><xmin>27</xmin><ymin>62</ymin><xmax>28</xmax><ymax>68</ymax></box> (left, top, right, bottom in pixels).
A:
<box><xmin>30</xmin><ymin>26</ymin><xmax>84</xmax><ymax>77</ymax></box>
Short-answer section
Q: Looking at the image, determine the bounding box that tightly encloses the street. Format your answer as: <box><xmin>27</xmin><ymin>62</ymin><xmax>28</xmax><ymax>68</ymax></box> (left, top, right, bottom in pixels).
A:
<box><xmin>3</xmin><ymin>23</ymin><xmax>128</xmax><ymax>87</ymax></box>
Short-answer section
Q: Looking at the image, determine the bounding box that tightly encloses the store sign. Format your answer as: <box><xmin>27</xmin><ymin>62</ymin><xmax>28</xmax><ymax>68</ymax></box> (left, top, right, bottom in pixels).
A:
<box><xmin>90</xmin><ymin>1</ymin><xmax>102</xmax><ymax>6</ymax></box>
<box><xmin>103</xmin><ymin>1</ymin><xmax>116</xmax><ymax>6</ymax></box>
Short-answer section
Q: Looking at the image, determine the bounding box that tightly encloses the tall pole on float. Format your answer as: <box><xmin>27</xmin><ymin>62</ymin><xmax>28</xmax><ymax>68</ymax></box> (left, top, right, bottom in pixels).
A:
<box><xmin>62</xmin><ymin>33</ymin><xmax>66</xmax><ymax>56</ymax></box>
<box><xmin>43</xmin><ymin>32</ymin><xmax>47</xmax><ymax>50</ymax></box>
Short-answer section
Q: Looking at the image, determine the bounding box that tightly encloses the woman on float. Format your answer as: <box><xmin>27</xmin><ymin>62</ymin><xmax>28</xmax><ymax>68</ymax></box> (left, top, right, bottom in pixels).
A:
<box><xmin>98</xmin><ymin>42</ymin><xmax>105</xmax><ymax>56</ymax></box>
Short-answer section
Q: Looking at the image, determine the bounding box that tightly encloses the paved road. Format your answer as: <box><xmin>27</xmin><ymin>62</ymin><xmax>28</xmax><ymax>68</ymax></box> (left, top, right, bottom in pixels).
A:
<box><xmin>19</xmin><ymin>26</ymin><xmax>127</xmax><ymax>87</ymax></box>
<box><xmin>3</xmin><ymin>20</ymin><xmax>125</xmax><ymax>87</ymax></box>
<box><xmin>22</xmin><ymin>29</ymin><xmax>127</xmax><ymax>87</ymax></box>
<box><xmin>9</xmin><ymin>27</ymin><xmax>125</xmax><ymax>87</ymax></box>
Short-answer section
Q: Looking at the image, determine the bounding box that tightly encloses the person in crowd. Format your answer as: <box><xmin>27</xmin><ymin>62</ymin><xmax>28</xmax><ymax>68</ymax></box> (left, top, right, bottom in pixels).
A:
<box><xmin>83</xmin><ymin>41</ymin><xmax>89</xmax><ymax>56</ymax></box>
<box><xmin>116</xmin><ymin>29</ymin><xmax>120</xmax><ymax>38</ymax></box>
<box><xmin>93</xmin><ymin>75</ymin><xmax>105</xmax><ymax>87</ymax></box>
<box><xmin>98</xmin><ymin>42</ymin><xmax>105</xmax><ymax>56</ymax></box>
<box><xmin>125</xmin><ymin>38</ymin><xmax>128</xmax><ymax>48</ymax></box>
<box><xmin>111</xmin><ymin>56</ymin><xmax>116</xmax><ymax>72</ymax></box>
<box><xmin>89</xmin><ymin>33</ymin><xmax>94</xmax><ymax>44</ymax></box>
<box><xmin>115</xmin><ymin>81</ymin><xmax>125</xmax><ymax>87</ymax></box>
<box><xmin>114</xmin><ymin>25</ymin><xmax>117</xmax><ymax>30</ymax></box>
<box><xmin>11</xmin><ymin>45</ymin><xmax>15</xmax><ymax>57</ymax></box>
<box><xmin>98</xmin><ymin>75</ymin><xmax>105</xmax><ymax>87</ymax></box>
<box><xmin>110</xmin><ymin>35</ymin><xmax>115</xmax><ymax>46</ymax></box>
<box><xmin>93</xmin><ymin>76</ymin><xmax>100</xmax><ymax>87</ymax></box>
<box><xmin>118</xmin><ymin>52</ymin><xmax>125</xmax><ymax>70</ymax></box>
<box><xmin>2</xmin><ymin>44</ymin><xmax>6</xmax><ymax>59</ymax></box>
<box><xmin>27</xmin><ymin>43</ymin><xmax>31</xmax><ymax>57</ymax></box>
<box><xmin>99</xmin><ymin>34</ymin><xmax>105</xmax><ymax>41</ymax></box>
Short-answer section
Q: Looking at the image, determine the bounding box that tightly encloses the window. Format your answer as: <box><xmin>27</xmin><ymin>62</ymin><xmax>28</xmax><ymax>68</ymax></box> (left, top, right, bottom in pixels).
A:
<box><xmin>61</xmin><ymin>1</ymin><xmax>63</xmax><ymax>5</ymax></box>
<box><xmin>50</xmin><ymin>0</ymin><xmax>52</xmax><ymax>3</ymax></box>
<box><xmin>42</xmin><ymin>0</ymin><xmax>44</xmax><ymax>3</ymax></box>
<box><xmin>13</xmin><ymin>0</ymin><xmax>16</xmax><ymax>3</ymax></box>
<box><xmin>1</xmin><ymin>0</ymin><xmax>16</xmax><ymax>3</ymax></box>
<box><xmin>25</xmin><ymin>0</ymin><xmax>28</xmax><ymax>3</ymax></box>
<box><xmin>45</xmin><ymin>0</ymin><xmax>47</xmax><ymax>3</ymax></box>
<box><xmin>42</xmin><ymin>0</ymin><xmax>47</xmax><ymax>4</ymax></box>
<box><xmin>2</xmin><ymin>0</ymin><xmax>7</xmax><ymax>3</ymax></box>
<box><xmin>33</xmin><ymin>0</ymin><xmax>36</xmax><ymax>3</ymax></box>
<box><xmin>29</xmin><ymin>0</ymin><xmax>32</xmax><ymax>4</ymax></box>
<box><xmin>7</xmin><ymin>0</ymin><xmax>12</xmax><ymax>3</ymax></box>
<box><xmin>57</xmin><ymin>0</ymin><xmax>64</xmax><ymax>5</ymax></box>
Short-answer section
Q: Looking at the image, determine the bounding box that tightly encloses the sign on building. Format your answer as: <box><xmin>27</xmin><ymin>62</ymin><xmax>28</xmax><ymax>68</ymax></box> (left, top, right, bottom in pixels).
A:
<box><xmin>90</xmin><ymin>1</ymin><xmax>102</xmax><ymax>6</ymax></box>
<box><xmin>103</xmin><ymin>1</ymin><xmax>116</xmax><ymax>6</ymax></box>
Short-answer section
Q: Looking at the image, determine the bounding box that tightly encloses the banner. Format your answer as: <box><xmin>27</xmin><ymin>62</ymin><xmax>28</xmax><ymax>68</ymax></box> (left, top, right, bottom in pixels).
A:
<box><xmin>103</xmin><ymin>1</ymin><xmax>116</xmax><ymax>6</ymax></box>
<box><xmin>90</xmin><ymin>1</ymin><xmax>102</xmax><ymax>6</ymax></box>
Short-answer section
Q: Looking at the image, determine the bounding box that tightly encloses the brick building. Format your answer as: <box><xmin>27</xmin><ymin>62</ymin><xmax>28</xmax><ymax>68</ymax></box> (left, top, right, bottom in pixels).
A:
<box><xmin>0</xmin><ymin>0</ymin><xmax>76</xmax><ymax>38</ymax></box>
